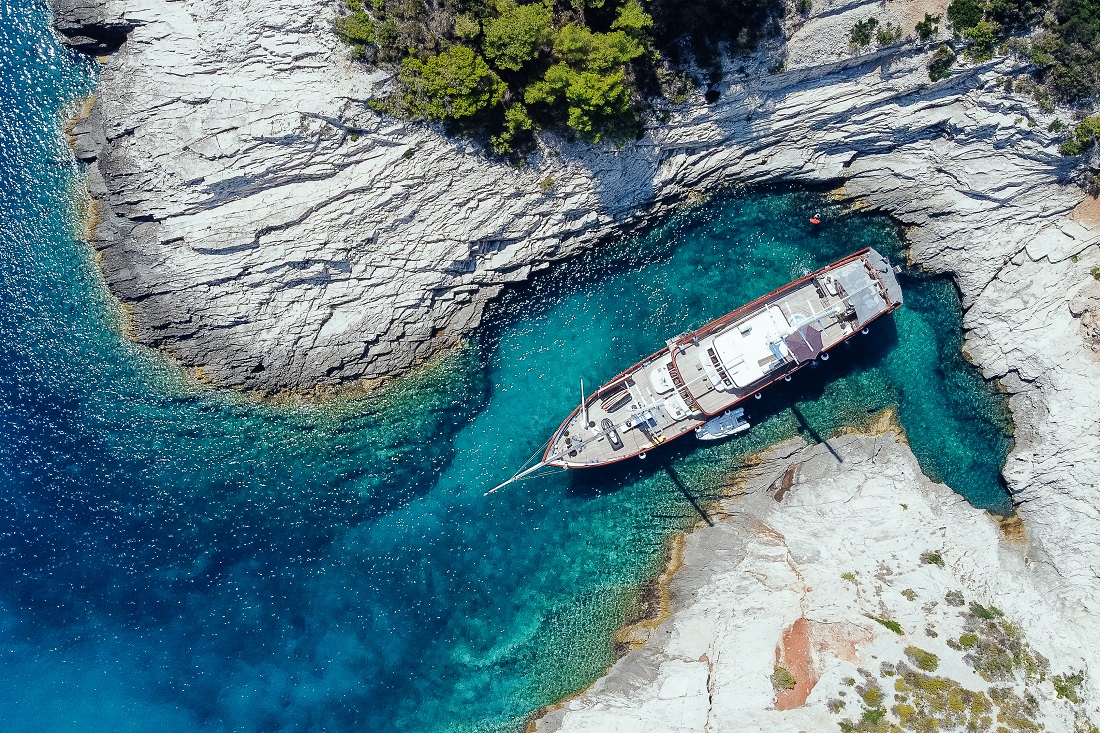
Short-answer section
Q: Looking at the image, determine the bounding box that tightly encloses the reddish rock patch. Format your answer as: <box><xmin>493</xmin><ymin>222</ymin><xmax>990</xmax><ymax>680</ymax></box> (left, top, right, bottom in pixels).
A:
<box><xmin>775</xmin><ymin>617</ymin><xmax>816</xmax><ymax>710</ymax></box>
<box><xmin>775</xmin><ymin>619</ymin><xmax>874</xmax><ymax>710</ymax></box>
<box><xmin>811</xmin><ymin>620</ymin><xmax>874</xmax><ymax>664</ymax></box>
<box><xmin>773</xmin><ymin>464</ymin><xmax>798</xmax><ymax>503</ymax></box>
<box><xmin>1071</xmin><ymin>194</ymin><xmax>1100</xmax><ymax>228</ymax></box>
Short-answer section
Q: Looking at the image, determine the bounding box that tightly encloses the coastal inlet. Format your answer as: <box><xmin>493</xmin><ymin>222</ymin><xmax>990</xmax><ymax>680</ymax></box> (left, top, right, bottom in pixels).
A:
<box><xmin>2</xmin><ymin>8</ymin><xmax>1011</xmax><ymax>733</ymax></box>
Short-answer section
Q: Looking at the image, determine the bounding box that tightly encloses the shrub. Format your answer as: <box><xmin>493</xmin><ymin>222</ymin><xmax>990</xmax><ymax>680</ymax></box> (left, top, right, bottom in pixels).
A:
<box><xmin>921</xmin><ymin>550</ymin><xmax>945</xmax><ymax>566</ymax></box>
<box><xmin>482</xmin><ymin>2</ymin><xmax>553</xmax><ymax>72</ymax></box>
<box><xmin>866</xmin><ymin>614</ymin><xmax>904</xmax><ymax>634</ymax></box>
<box><xmin>1060</xmin><ymin>116</ymin><xmax>1100</xmax><ymax>156</ymax></box>
<box><xmin>772</xmin><ymin>665</ymin><xmax>798</xmax><ymax>690</ymax></box>
<box><xmin>372</xmin><ymin>19</ymin><xmax>398</xmax><ymax>50</ymax></box>
<box><xmin>947</xmin><ymin>0</ymin><xmax>984</xmax><ymax>30</ymax></box>
<box><xmin>905</xmin><ymin>646</ymin><xmax>941</xmax><ymax>672</ymax></box>
<box><xmin>398</xmin><ymin>46</ymin><xmax>505</xmax><ymax>122</ymax></box>
<box><xmin>1092</xmin><ymin>266</ymin><xmax>1100</xmax><ymax>281</ymax></box>
<box><xmin>1054</xmin><ymin>671</ymin><xmax>1086</xmax><ymax>702</ymax></box>
<box><xmin>850</xmin><ymin>17</ymin><xmax>879</xmax><ymax>47</ymax></box>
<box><xmin>797</xmin><ymin>0</ymin><xmax>812</xmax><ymax>14</ymax></box>
<box><xmin>861</xmin><ymin>708</ymin><xmax>887</xmax><ymax>725</ymax></box>
<box><xmin>860</xmin><ymin>684</ymin><xmax>885</xmax><ymax>707</ymax></box>
<box><xmin>336</xmin><ymin>10</ymin><xmax>375</xmax><ymax>45</ymax></box>
<box><xmin>525</xmin><ymin>65</ymin><xmax>633</xmax><ymax>142</ymax></box>
<box><xmin>876</xmin><ymin>22</ymin><xmax>904</xmax><ymax>45</ymax></box>
<box><xmin>901</xmin><ymin>588</ymin><xmax>918</xmax><ymax>601</ymax></box>
<box><xmin>453</xmin><ymin>13</ymin><xmax>480</xmax><ymax>41</ymax></box>
<box><xmin>551</xmin><ymin>24</ymin><xmax>647</xmax><ymax>73</ymax></box>
<box><xmin>613</xmin><ymin>0</ymin><xmax>656</xmax><ymax>37</ymax></box>
<box><xmin>657</xmin><ymin>67</ymin><xmax>694</xmax><ymax>103</ymax></box>
<box><xmin>916</xmin><ymin>13</ymin><xmax>940</xmax><ymax>40</ymax></box>
<box><xmin>959</xmin><ymin>632</ymin><xmax>979</xmax><ymax>648</ymax></box>
<box><xmin>962</xmin><ymin>20</ymin><xmax>1001</xmax><ymax>61</ymax></box>
<box><xmin>491</xmin><ymin>103</ymin><xmax>535</xmax><ymax>154</ymax></box>
<box><xmin>928</xmin><ymin>45</ymin><xmax>957</xmax><ymax>81</ymax></box>
<box><xmin>969</xmin><ymin>602</ymin><xmax>1003</xmax><ymax>620</ymax></box>
<box><xmin>538</xmin><ymin>175</ymin><xmax>555</xmax><ymax>193</ymax></box>
<box><xmin>1049</xmin><ymin>118</ymin><xmax>1066</xmax><ymax>132</ymax></box>
<box><xmin>842</xmin><ymin>571</ymin><xmax>857</xmax><ymax>582</ymax></box>
<box><xmin>988</xmin><ymin>0</ymin><xmax>1044</xmax><ymax>29</ymax></box>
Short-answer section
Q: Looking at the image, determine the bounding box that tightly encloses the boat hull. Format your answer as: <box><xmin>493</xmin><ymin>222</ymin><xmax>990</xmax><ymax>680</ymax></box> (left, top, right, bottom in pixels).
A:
<box><xmin>542</xmin><ymin>248</ymin><xmax>903</xmax><ymax>469</ymax></box>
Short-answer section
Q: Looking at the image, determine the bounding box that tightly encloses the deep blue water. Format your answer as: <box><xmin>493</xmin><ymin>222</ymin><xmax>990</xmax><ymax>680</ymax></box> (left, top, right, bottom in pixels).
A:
<box><xmin>1</xmin><ymin>4</ymin><xmax>1011</xmax><ymax>733</ymax></box>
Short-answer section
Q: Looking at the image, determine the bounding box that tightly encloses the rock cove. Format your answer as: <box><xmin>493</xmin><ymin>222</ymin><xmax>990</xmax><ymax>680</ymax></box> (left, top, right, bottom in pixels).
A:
<box><xmin>45</xmin><ymin>0</ymin><xmax>1100</xmax><ymax>728</ymax></box>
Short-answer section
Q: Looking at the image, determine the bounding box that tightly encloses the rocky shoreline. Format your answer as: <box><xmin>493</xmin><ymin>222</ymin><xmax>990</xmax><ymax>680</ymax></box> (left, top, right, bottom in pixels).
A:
<box><xmin>53</xmin><ymin>0</ymin><xmax>1090</xmax><ymax>392</ymax></box>
<box><xmin>536</xmin><ymin>429</ymin><xmax>1099</xmax><ymax>732</ymax></box>
<box><xmin>51</xmin><ymin>0</ymin><xmax>1100</xmax><ymax>726</ymax></box>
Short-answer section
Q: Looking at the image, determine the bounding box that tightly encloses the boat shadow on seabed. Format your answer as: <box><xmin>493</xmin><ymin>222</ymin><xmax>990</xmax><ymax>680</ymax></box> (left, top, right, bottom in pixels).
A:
<box><xmin>565</xmin><ymin>314</ymin><xmax>900</xmax><ymax>499</ymax></box>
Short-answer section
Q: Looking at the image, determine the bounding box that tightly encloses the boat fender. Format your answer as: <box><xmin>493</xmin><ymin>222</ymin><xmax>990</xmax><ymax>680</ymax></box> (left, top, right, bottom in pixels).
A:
<box><xmin>861</xmin><ymin>327</ymin><xmax>870</xmax><ymax>335</ymax></box>
<box><xmin>754</xmin><ymin>393</ymin><xmax>762</xmax><ymax>399</ymax></box>
<box><xmin>821</xmin><ymin>352</ymin><xmax>829</xmax><ymax>361</ymax></box>
<box><xmin>639</xmin><ymin>452</ymin><xmax>647</xmax><ymax>460</ymax></box>
<box><xmin>784</xmin><ymin>375</ymin><xmax>792</xmax><ymax>382</ymax></box>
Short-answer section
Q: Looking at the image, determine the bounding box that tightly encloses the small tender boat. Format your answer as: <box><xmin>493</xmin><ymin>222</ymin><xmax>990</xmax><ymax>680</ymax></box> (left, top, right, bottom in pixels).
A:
<box><xmin>488</xmin><ymin>248</ymin><xmax>903</xmax><ymax>494</ymax></box>
<box><xmin>695</xmin><ymin>408</ymin><xmax>750</xmax><ymax>440</ymax></box>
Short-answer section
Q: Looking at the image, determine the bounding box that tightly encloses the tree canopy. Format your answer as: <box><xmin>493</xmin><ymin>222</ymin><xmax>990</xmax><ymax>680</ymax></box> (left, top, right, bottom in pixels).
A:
<box><xmin>350</xmin><ymin>0</ymin><xmax>675</xmax><ymax>153</ymax></box>
<box><xmin>340</xmin><ymin>0</ymin><xmax>1100</xmax><ymax>158</ymax></box>
<box><xmin>482</xmin><ymin>2</ymin><xmax>553</xmax><ymax>72</ymax></box>
<box><xmin>1038</xmin><ymin>0</ymin><xmax>1100</xmax><ymax>101</ymax></box>
<box><xmin>941</xmin><ymin>0</ymin><xmax>1100</xmax><ymax>102</ymax></box>
<box><xmin>399</xmin><ymin>46</ymin><xmax>506</xmax><ymax>121</ymax></box>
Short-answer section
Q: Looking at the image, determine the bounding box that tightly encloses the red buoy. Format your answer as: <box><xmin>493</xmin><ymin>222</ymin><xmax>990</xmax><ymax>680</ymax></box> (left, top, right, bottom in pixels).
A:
<box><xmin>809</xmin><ymin>213</ymin><xmax>821</xmax><ymax>225</ymax></box>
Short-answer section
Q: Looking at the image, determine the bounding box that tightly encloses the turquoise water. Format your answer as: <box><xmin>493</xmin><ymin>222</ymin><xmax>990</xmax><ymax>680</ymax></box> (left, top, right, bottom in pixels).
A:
<box><xmin>1</xmin><ymin>4</ymin><xmax>1011</xmax><ymax>733</ymax></box>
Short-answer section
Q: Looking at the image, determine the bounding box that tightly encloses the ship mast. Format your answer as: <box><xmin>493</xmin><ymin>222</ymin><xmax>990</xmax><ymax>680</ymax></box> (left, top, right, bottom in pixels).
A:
<box><xmin>580</xmin><ymin>378</ymin><xmax>588</xmax><ymax>428</ymax></box>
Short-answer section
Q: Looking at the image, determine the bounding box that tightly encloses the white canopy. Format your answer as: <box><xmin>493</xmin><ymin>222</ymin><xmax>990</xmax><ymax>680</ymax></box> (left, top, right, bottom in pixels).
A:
<box><xmin>710</xmin><ymin>307</ymin><xmax>791</xmax><ymax>388</ymax></box>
